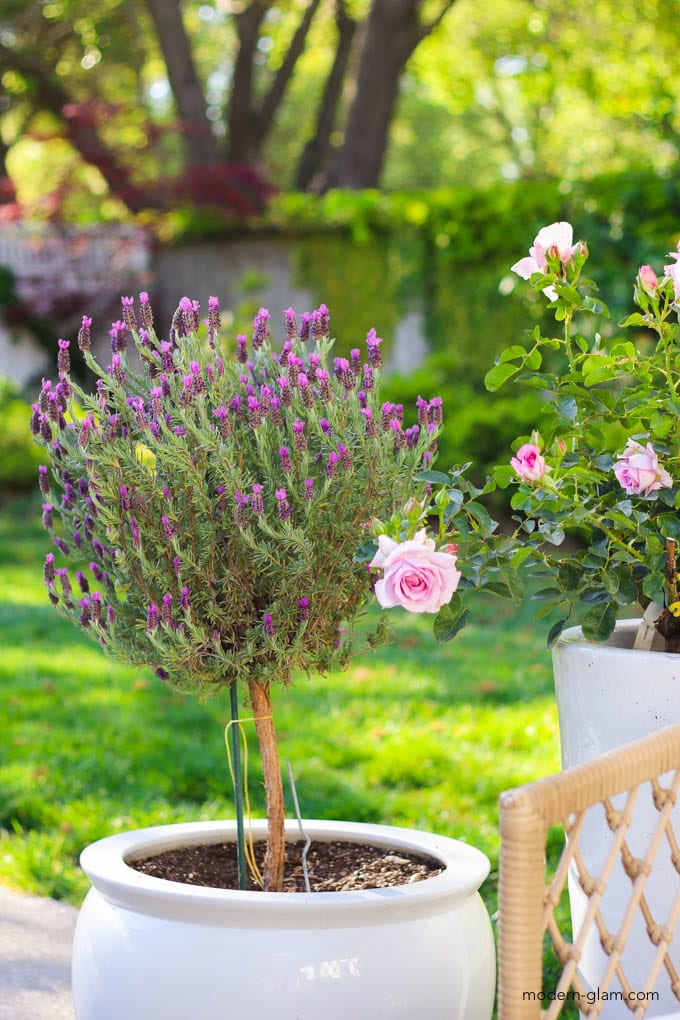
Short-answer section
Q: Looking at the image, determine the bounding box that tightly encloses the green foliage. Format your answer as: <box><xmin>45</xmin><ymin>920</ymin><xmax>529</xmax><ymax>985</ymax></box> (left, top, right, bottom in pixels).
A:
<box><xmin>32</xmin><ymin>303</ymin><xmax>439</xmax><ymax>695</ymax></box>
<box><xmin>0</xmin><ymin>379</ymin><xmax>44</xmax><ymax>491</ymax></box>
<box><xmin>425</xmin><ymin>223</ymin><xmax>680</xmax><ymax>649</ymax></box>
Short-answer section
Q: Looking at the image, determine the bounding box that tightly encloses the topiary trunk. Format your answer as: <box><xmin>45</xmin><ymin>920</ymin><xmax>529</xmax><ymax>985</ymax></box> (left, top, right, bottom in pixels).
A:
<box><xmin>249</xmin><ymin>679</ymin><xmax>286</xmax><ymax>891</ymax></box>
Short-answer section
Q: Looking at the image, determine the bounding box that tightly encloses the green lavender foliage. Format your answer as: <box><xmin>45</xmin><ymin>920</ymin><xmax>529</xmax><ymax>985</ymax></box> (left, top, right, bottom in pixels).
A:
<box><xmin>32</xmin><ymin>304</ymin><xmax>439</xmax><ymax>695</ymax></box>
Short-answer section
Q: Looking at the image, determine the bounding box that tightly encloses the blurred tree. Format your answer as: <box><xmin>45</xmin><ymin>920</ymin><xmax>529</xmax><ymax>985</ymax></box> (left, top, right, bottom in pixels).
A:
<box><xmin>0</xmin><ymin>0</ymin><xmax>458</xmax><ymax>218</ymax></box>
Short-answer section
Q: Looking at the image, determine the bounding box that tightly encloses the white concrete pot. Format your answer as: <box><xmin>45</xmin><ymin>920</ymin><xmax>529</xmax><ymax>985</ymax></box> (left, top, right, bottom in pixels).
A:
<box><xmin>552</xmin><ymin>621</ymin><xmax>680</xmax><ymax>1017</ymax></box>
<box><xmin>72</xmin><ymin>819</ymin><xmax>495</xmax><ymax>1020</ymax></box>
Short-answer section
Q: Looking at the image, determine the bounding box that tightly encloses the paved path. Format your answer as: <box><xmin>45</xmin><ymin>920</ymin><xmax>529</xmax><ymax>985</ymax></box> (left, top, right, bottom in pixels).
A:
<box><xmin>0</xmin><ymin>885</ymin><xmax>77</xmax><ymax>1020</ymax></box>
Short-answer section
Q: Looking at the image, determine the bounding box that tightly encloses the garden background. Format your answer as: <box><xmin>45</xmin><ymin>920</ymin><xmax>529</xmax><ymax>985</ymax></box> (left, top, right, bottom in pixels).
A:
<box><xmin>0</xmin><ymin>0</ymin><xmax>678</xmax><ymax>955</ymax></box>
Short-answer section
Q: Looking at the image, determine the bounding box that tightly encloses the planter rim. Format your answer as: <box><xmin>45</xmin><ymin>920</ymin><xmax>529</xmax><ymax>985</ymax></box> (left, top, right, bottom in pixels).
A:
<box><xmin>555</xmin><ymin>619</ymin><xmax>675</xmax><ymax>659</ymax></box>
<box><xmin>79</xmin><ymin>818</ymin><xmax>490</xmax><ymax>927</ymax></box>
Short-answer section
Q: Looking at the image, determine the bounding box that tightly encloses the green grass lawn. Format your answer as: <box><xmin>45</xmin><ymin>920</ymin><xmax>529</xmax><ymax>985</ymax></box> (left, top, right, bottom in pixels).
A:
<box><xmin>0</xmin><ymin>490</ymin><xmax>563</xmax><ymax>921</ymax></box>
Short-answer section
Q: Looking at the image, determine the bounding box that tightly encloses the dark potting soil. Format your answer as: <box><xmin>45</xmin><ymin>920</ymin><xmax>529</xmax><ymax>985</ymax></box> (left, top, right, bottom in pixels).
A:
<box><xmin>129</xmin><ymin>839</ymin><xmax>444</xmax><ymax>892</ymax></box>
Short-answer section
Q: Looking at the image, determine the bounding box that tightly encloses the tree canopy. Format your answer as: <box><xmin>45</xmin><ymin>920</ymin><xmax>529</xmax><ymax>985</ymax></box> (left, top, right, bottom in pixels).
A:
<box><xmin>0</xmin><ymin>0</ymin><xmax>677</xmax><ymax>221</ymax></box>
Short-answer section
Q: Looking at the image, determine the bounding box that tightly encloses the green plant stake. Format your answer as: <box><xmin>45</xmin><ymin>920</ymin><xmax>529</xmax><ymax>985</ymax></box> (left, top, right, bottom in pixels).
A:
<box><xmin>228</xmin><ymin>682</ymin><xmax>248</xmax><ymax>891</ymax></box>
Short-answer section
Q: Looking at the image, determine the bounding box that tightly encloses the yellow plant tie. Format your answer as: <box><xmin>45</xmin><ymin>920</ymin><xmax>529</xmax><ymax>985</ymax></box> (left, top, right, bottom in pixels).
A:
<box><xmin>224</xmin><ymin>716</ymin><xmax>272</xmax><ymax>889</ymax></box>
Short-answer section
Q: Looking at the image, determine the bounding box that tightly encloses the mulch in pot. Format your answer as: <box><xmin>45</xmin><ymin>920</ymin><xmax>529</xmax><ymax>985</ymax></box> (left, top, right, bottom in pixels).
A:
<box><xmin>129</xmin><ymin>838</ymin><xmax>444</xmax><ymax>892</ymax></box>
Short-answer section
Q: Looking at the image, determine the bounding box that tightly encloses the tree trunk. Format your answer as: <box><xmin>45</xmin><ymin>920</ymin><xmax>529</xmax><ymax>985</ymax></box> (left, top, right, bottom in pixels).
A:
<box><xmin>249</xmin><ymin>678</ymin><xmax>286</xmax><ymax>891</ymax></box>
<box><xmin>146</xmin><ymin>0</ymin><xmax>220</xmax><ymax>165</ymax></box>
<box><xmin>227</xmin><ymin>2</ymin><xmax>269</xmax><ymax>163</ymax></box>
<box><xmin>324</xmin><ymin>0</ymin><xmax>457</xmax><ymax>190</ymax></box>
<box><xmin>295</xmin><ymin>0</ymin><xmax>358</xmax><ymax>192</ymax></box>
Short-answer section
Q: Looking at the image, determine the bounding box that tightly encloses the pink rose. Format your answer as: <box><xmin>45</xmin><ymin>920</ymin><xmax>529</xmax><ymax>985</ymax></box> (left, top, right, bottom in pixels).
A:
<box><xmin>613</xmin><ymin>440</ymin><xmax>673</xmax><ymax>497</ymax></box>
<box><xmin>510</xmin><ymin>443</ymin><xmax>547</xmax><ymax>483</ymax></box>
<box><xmin>638</xmin><ymin>264</ymin><xmax>659</xmax><ymax>295</ymax></box>
<box><xmin>370</xmin><ymin>529</ymin><xmax>461</xmax><ymax>614</ymax></box>
<box><xmin>511</xmin><ymin>222</ymin><xmax>580</xmax><ymax>299</ymax></box>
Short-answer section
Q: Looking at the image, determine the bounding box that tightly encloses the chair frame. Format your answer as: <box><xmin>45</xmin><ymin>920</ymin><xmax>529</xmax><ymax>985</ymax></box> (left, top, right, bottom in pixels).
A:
<box><xmin>498</xmin><ymin>722</ymin><xmax>680</xmax><ymax>1019</ymax></box>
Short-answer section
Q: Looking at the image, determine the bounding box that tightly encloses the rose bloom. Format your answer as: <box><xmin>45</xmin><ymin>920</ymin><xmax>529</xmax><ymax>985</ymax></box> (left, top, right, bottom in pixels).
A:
<box><xmin>613</xmin><ymin>440</ymin><xmax>672</xmax><ymax>497</ymax></box>
<box><xmin>370</xmin><ymin>529</ymin><xmax>461</xmax><ymax>614</ymax></box>
<box><xmin>511</xmin><ymin>222</ymin><xmax>580</xmax><ymax>299</ymax></box>
<box><xmin>510</xmin><ymin>443</ymin><xmax>547</xmax><ymax>483</ymax></box>
<box><xmin>638</xmin><ymin>264</ymin><xmax>659</xmax><ymax>295</ymax></box>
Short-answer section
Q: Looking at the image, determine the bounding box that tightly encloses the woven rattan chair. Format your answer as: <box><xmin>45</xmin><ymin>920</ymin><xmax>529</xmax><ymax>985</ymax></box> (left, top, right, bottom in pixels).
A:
<box><xmin>498</xmin><ymin>722</ymin><xmax>680</xmax><ymax>1020</ymax></box>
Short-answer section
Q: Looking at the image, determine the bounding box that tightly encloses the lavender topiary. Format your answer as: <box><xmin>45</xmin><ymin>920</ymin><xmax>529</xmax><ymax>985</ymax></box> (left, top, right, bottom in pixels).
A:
<box><xmin>32</xmin><ymin>295</ymin><xmax>444</xmax><ymax>890</ymax></box>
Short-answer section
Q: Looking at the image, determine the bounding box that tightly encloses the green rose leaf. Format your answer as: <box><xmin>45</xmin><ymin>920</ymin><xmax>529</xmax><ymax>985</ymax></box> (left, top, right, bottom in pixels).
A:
<box><xmin>433</xmin><ymin>596</ymin><xmax>469</xmax><ymax>644</ymax></box>
<box><xmin>546</xmin><ymin>618</ymin><xmax>569</xmax><ymax>648</ymax></box>
<box><xmin>581</xmin><ymin>603</ymin><xmax>616</xmax><ymax>642</ymax></box>
<box><xmin>484</xmin><ymin>362</ymin><xmax>519</xmax><ymax>392</ymax></box>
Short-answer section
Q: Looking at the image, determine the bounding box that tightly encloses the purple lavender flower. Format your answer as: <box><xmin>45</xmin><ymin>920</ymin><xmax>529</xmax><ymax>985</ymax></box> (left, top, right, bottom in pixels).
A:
<box><xmin>236</xmin><ymin>334</ymin><xmax>248</xmax><ymax>364</ymax></box>
<box><xmin>319</xmin><ymin>417</ymin><xmax>332</xmax><ymax>435</ymax></box>
<box><xmin>299</xmin><ymin>312</ymin><xmax>312</xmax><ymax>341</ymax></box>
<box><xmin>278</xmin><ymin>377</ymin><xmax>292</xmax><ymax>407</ymax></box>
<box><xmin>287</xmin><ymin>355</ymin><xmax>302</xmax><ymax>386</ymax></box>
<box><xmin>78</xmin><ymin>315</ymin><xmax>92</xmax><ymax>352</ymax></box>
<box><xmin>416</xmin><ymin>396</ymin><xmax>429</xmax><ymax>427</ymax></box>
<box><xmin>362</xmin><ymin>364</ymin><xmax>375</xmax><ymax>391</ymax></box>
<box><xmin>390</xmin><ymin>419</ymin><xmax>406</xmax><ymax>450</ymax></box>
<box><xmin>109</xmin><ymin>320</ymin><xmax>127</xmax><ymax>354</ymax></box>
<box><xmin>304</xmin><ymin>478</ymin><xmax>314</xmax><ymax>501</ymax></box>
<box><xmin>252</xmin><ymin>308</ymin><xmax>271</xmax><ymax>349</ymax></box>
<box><xmin>38</xmin><ymin>465</ymin><xmax>50</xmax><ymax>496</ymax></box>
<box><xmin>160</xmin><ymin>342</ymin><xmax>175</xmax><ymax>373</ymax></box>
<box><xmin>284</xmin><ymin>307</ymin><xmax>297</xmax><ymax>340</ymax></box>
<box><xmin>53</xmin><ymin>537</ymin><xmax>70</xmax><ymax>556</ymax></box>
<box><xmin>180</xmin><ymin>586</ymin><xmax>191</xmax><ymax>611</ymax></box>
<box><xmin>42</xmin><ymin>503</ymin><xmax>53</xmax><ymax>529</ymax></box>
<box><xmin>317</xmin><ymin>303</ymin><xmax>330</xmax><ymax>337</ymax></box>
<box><xmin>110</xmin><ymin>353</ymin><xmax>125</xmax><ymax>386</ymax></box>
<box><xmin>263</xmin><ymin>613</ymin><xmax>275</xmax><ymax>637</ymax></box>
<box><xmin>73</xmin><ymin>530</ymin><xmax>82</xmax><ymax>549</ymax></box>
<box><xmin>147</xmin><ymin>603</ymin><xmax>159</xmax><ymax>631</ymax></box>
<box><xmin>298</xmin><ymin>596</ymin><xmax>310</xmax><ymax>622</ymax></box>
<box><xmin>366</xmin><ymin>328</ymin><xmax>382</xmax><ymax>367</ymax></box>
<box><xmin>161</xmin><ymin>515</ymin><xmax>175</xmax><ymax>540</ymax></box>
<box><xmin>161</xmin><ymin>593</ymin><xmax>173</xmax><ymax>625</ymax></box>
<box><xmin>121</xmin><ymin>296</ymin><xmax>137</xmax><ymax>330</ymax></box>
<box><xmin>173</xmin><ymin>556</ymin><xmax>181</xmax><ymax>575</ymax></box>
<box><xmin>207</xmin><ymin>295</ymin><xmax>221</xmax><ymax>343</ymax></box>
<box><xmin>429</xmin><ymin>396</ymin><xmax>444</xmax><ymax>425</ymax></box>
<box><xmin>298</xmin><ymin>373</ymin><xmax>315</xmax><ymax>408</ymax></box>
<box><xmin>30</xmin><ymin>404</ymin><xmax>40</xmax><ymax>436</ymax></box>
<box><xmin>279</xmin><ymin>446</ymin><xmax>292</xmax><ymax>474</ymax></box>
<box><xmin>251</xmin><ymin>483</ymin><xmax>265</xmax><ymax>515</ymax></box>
<box><xmin>91</xmin><ymin>591</ymin><xmax>102</xmax><ymax>623</ymax></box>
<box><xmin>57</xmin><ymin>338</ymin><xmax>70</xmax><ymax>374</ymax></box>
<box><xmin>107</xmin><ymin>605</ymin><xmax>116</xmax><ymax>625</ymax></box>
<box><xmin>315</xmin><ymin>369</ymin><xmax>332</xmax><ymax>402</ymax></box>
<box><xmin>43</xmin><ymin>553</ymin><xmax>55</xmax><ymax>585</ymax></box>
<box><xmin>337</xmin><ymin>444</ymin><xmax>352</xmax><ymax>470</ymax></box>
<box><xmin>130</xmin><ymin>515</ymin><xmax>140</xmax><ymax>549</ymax></box>
<box><xmin>275</xmin><ymin>488</ymin><xmax>291</xmax><ymax>520</ymax></box>
<box><xmin>234</xmin><ymin>491</ymin><xmax>250</xmax><ymax>529</ymax></box>
<box><xmin>55</xmin><ymin>568</ymin><xmax>71</xmax><ymax>598</ymax></box>
<box><xmin>280</xmin><ymin>340</ymin><xmax>292</xmax><ymax>368</ymax></box>
<box><xmin>326</xmin><ymin>452</ymin><xmax>340</xmax><ymax>478</ymax></box>
<box><xmin>248</xmin><ymin>396</ymin><xmax>263</xmax><ymax>428</ymax></box>
<box><xmin>139</xmin><ymin>291</ymin><xmax>154</xmax><ymax>329</ymax></box>
<box><xmin>212</xmin><ymin>405</ymin><xmax>232</xmax><ymax>439</ymax></box>
<box><xmin>270</xmin><ymin>396</ymin><xmax>283</xmax><ymax>427</ymax></box>
<box><xmin>292</xmin><ymin>419</ymin><xmax>307</xmax><ymax>451</ymax></box>
<box><xmin>80</xmin><ymin>597</ymin><xmax>92</xmax><ymax>627</ymax></box>
<box><xmin>76</xmin><ymin>570</ymin><xmax>89</xmax><ymax>593</ymax></box>
<box><xmin>39</xmin><ymin>415</ymin><xmax>52</xmax><ymax>443</ymax></box>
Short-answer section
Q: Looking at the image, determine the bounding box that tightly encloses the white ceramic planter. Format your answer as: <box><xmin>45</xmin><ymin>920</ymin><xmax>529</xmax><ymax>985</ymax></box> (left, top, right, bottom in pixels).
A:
<box><xmin>553</xmin><ymin>621</ymin><xmax>680</xmax><ymax>1018</ymax></box>
<box><xmin>72</xmin><ymin>818</ymin><xmax>495</xmax><ymax>1020</ymax></box>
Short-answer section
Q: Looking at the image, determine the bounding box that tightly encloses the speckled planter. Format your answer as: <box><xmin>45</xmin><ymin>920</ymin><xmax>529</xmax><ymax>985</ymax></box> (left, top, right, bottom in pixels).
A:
<box><xmin>72</xmin><ymin>819</ymin><xmax>495</xmax><ymax>1020</ymax></box>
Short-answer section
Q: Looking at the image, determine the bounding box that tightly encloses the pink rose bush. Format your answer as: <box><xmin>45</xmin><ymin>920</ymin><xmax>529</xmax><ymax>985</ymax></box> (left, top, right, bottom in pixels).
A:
<box><xmin>510</xmin><ymin>443</ymin><xmax>547</xmax><ymax>483</ymax></box>
<box><xmin>511</xmin><ymin>221</ymin><xmax>581</xmax><ymax>300</ymax></box>
<box><xmin>613</xmin><ymin>440</ymin><xmax>672</xmax><ymax>497</ymax></box>
<box><xmin>370</xmin><ymin>529</ymin><xmax>461</xmax><ymax>614</ymax></box>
